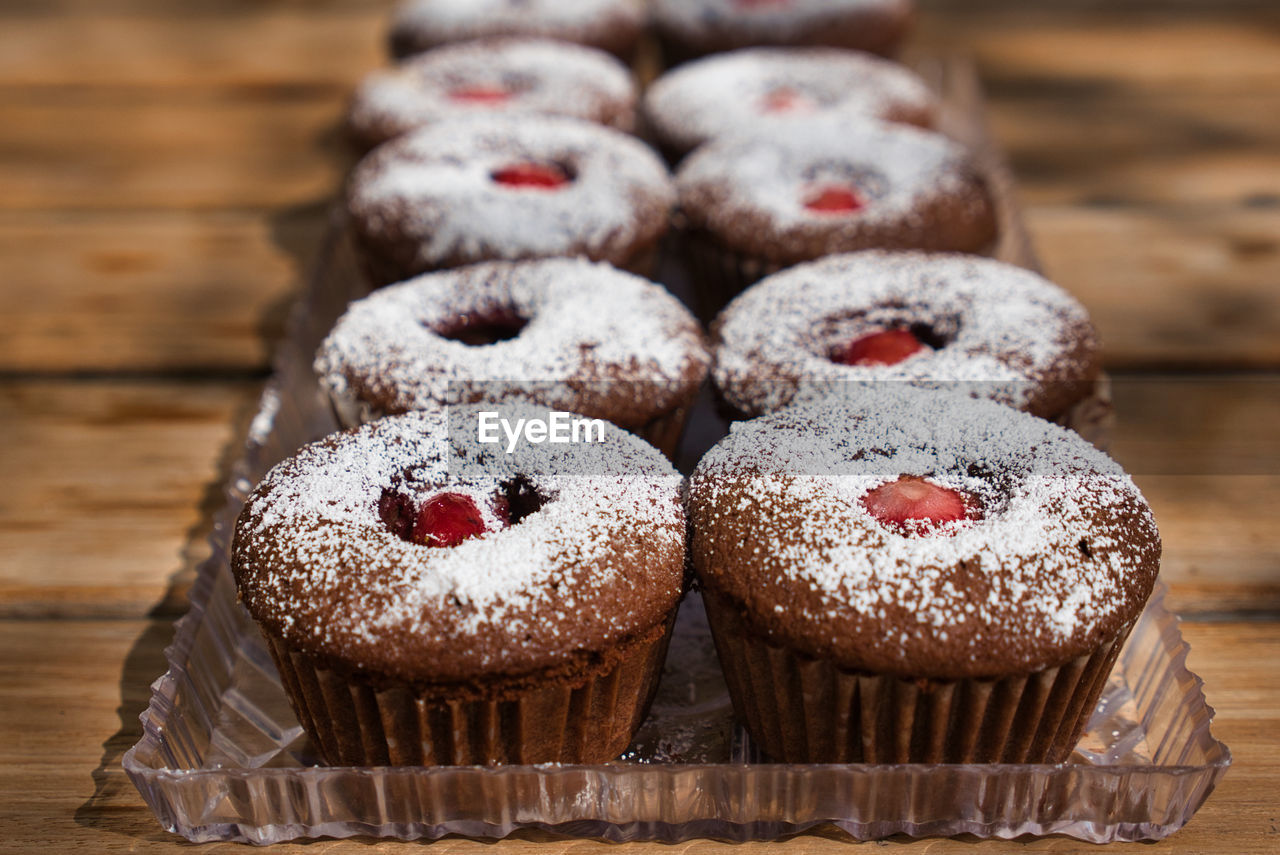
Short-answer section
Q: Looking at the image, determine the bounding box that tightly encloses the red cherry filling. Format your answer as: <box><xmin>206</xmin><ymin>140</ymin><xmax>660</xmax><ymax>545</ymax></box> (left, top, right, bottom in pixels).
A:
<box><xmin>860</xmin><ymin>476</ymin><xmax>979</xmax><ymax>535</ymax></box>
<box><xmin>803</xmin><ymin>184</ymin><xmax>865</xmax><ymax>214</ymax></box>
<box><xmin>491</xmin><ymin>162</ymin><xmax>569</xmax><ymax>189</ymax></box>
<box><xmin>835</xmin><ymin>328</ymin><xmax>924</xmax><ymax>366</ymax></box>
<box><xmin>448</xmin><ymin>85</ymin><xmax>511</xmax><ymax>104</ymax></box>
<box><xmin>759</xmin><ymin>87</ymin><xmax>815</xmax><ymax>114</ymax></box>
<box><xmin>411</xmin><ymin>493</ymin><xmax>488</xmax><ymax>548</ymax></box>
<box><xmin>380</xmin><ymin>479</ymin><xmax>545</xmax><ymax>548</ymax></box>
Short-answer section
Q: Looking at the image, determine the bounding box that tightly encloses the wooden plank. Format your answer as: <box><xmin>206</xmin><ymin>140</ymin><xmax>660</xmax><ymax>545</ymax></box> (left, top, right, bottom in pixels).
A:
<box><xmin>919</xmin><ymin>14</ymin><xmax>1280</xmax><ymax>94</ymax></box>
<box><xmin>988</xmin><ymin>93</ymin><xmax>1280</xmax><ymax>206</ymax></box>
<box><xmin>1030</xmin><ymin>205</ymin><xmax>1280</xmax><ymax>370</ymax></box>
<box><xmin>0</xmin><ymin>6</ymin><xmax>387</xmax><ymax>89</ymax></box>
<box><xmin>0</xmin><ymin>380</ymin><xmax>259</xmax><ymax>619</ymax></box>
<box><xmin>0</xmin><ymin>92</ymin><xmax>347</xmax><ymax>211</ymax></box>
<box><xmin>0</xmin><ymin>617</ymin><xmax>1272</xmax><ymax>852</ymax></box>
<box><xmin>1110</xmin><ymin>376</ymin><xmax>1280</xmax><ymax>615</ymax></box>
<box><xmin>0</xmin><ymin>210</ymin><xmax>323</xmax><ymax>373</ymax></box>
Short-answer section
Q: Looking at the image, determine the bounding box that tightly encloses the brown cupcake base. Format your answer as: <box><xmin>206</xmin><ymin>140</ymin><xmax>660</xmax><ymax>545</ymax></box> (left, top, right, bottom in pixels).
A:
<box><xmin>703</xmin><ymin>591</ymin><xmax>1131</xmax><ymax>764</ymax></box>
<box><xmin>266</xmin><ymin>617</ymin><xmax>675</xmax><ymax>766</ymax></box>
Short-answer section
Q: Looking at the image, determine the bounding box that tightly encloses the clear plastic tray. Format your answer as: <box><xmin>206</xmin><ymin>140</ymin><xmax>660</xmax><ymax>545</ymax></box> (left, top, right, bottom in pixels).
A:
<box><xmin>123</xmin><ymin>57</ymin><xmax>1229</xmax><ymax>844</ymax></box>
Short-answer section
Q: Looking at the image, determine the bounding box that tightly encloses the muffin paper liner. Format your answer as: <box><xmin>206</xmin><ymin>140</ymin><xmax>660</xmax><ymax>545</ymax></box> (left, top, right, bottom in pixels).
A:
<box><xmin>265</xmin><ymin>619</ymin><xmax>674</xmax><ymax>766</ymax></box>
<box><xmin>703</xmin><ymin>591</ymin><xmax>1132</xmax><ymax>764</ymax></box>
<box><xmin>679</xmin><ymin>228</ymin><xmax>788</xmax><ymax>324</ymax></box>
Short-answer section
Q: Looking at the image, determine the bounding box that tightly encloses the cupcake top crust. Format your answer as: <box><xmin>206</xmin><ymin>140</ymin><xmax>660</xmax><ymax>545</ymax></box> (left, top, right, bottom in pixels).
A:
<box><xmin>712</xmin><ymin>251</ymin><xmax>1100</xmax><ymax>420</ymax></box>
<box><xmin>652</xmin><ymin>0</ymin><xmax>914</xmax><ymax>58</ymax></box>
<box><xmin>689</xmin><ymin>387</ymin><xmax>1160</xmax><ymax>678</ymax></box>
<box><xmin>676</xmin><ymin>117</ymin><xmax>996</xmax><ymax>264</ymax></box>
<box><xmin>347</xmin><ymin>115</ymin><xmax>674</xmax><ymax>283</ymax></box>
<box><xmin>315</xmin><ymin>258</ymin><xmax>711</xmax><ymax>428</ymax></box>
<box><xmin>390</xmin><ymin>0</ymin><xmax>646</xmax><ymax>59</ymax></box>
<box><xmin>233</xmin><ymin>406</ymin><xmax>686</xmax><ymax>684</ymax></box>
<box><xmin>644</xmin><ymin>47</ymin><xmax>936</xmax><ymax>158</ymax></box>
<box><xmin>348</xmin><ymin>37</ymin><xmax>638</xmax><ymax>150</ymax></box>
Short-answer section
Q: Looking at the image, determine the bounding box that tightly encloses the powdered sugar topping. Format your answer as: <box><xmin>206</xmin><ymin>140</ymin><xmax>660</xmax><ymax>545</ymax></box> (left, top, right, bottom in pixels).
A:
<box><xmin>644</xmin><ymin>47</ymin><xmax>936</xmax><ymax>156</ymax></box>
<box><xmin>315</xmin><ymin>258</ymin><xmax>710</xmax><ymax>424</ymax></box>
<box><xmin>391</xmin><ymin>0</ymin><xmax>646</xmax><ymax>49</ymax></box>
<box><xmin>348</xmin><ymin>38</ymin><xmax>636</xmax><ymax>147</ymax></box>
<box><xmin>234</xmin><ymin>406</ymin><xmax>685</xmax><ymax>675</ymax></box>
<box><xmin>677</xmin><ymin>116</ymin><xmax>978</xmax><ymax>233</ymax></box>
<box><xmin>713</xmin><ymin>251</ymin><xmax>1097</xmax><ymax>415</ymax></box>
<box><xmin>348</xmin><ymin>114</ymin><xmax>674</xmax><ymax>268</ymax></box>
<box><xmin>652</xmin><ymin>0</ymin><xmax>912</xmax><ymax>41</ymax></box>
<box><xmin>690</xmin><ymin>386</ymin><xmax>1160</xmax><ymax>674</ymax></box>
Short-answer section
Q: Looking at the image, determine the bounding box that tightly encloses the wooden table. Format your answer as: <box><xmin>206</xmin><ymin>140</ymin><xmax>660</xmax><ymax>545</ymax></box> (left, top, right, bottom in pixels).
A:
<box><xmin>2</xmin><ymin>0</ymin><xmax>1278</xmax><ymax>851</ymax></box>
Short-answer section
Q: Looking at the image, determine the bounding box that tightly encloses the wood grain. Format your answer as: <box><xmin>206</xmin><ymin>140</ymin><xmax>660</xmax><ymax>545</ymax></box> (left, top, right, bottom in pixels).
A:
<box><xmin>0</xmin><ymin>93</ymin><xmax>346</xmax><ymax>211</ymax></box>
<box><xmin>0</xmin><ymin>210</ymin><xmax>321</xmax><ymax>373</ymax></box>
<box><xmin>0</xmin><ymin>5</ymin><xmax>387</xmax><ymax>89</ymax></box>
<box><xmin>0</xmin><ymin>380</ymin><xmax>259</xmax><ymax>618</ymax></box>
<box><xmin>1</xmin><ymin>617</ymin><xmax>1272</xmax><ymax>852</ymax></box>
<box><xmin>1030</xmin><ymin>206</ymin><xmax>1280</xmax><ymax>369</ymax></box>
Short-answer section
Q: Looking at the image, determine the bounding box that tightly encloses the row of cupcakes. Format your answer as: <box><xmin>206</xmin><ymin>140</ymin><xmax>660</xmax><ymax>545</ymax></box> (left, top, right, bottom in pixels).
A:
<box><xmin>341</xmin><ymin>2</ymin><xmax>997</xmax><ymax>320</ymax></box>
<box><xmin>385</xmin><ymin>0</ymin><xmax>917</xmax><ymax>65</ymax></box>
<box><xmin>233</xmin><ymin>385</ymin><xmax>1158</xmax><ymax>766</ymax></box>
<box><xmin>227</xmin><ymin>1</ymin><xmax>1159</xmax><ymax>772</ymax></box>
<box><xmin>314</xmin><ymin>251</ymin><xmax>1106</xmax><ymax>456</ymax></box>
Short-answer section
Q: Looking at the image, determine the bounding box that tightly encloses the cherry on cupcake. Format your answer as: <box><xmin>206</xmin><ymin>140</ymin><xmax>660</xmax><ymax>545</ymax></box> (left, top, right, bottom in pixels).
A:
<box><xmin>759</xmin><ymin>87</ymin><xmax>816</xmax><ymax>114</ymax></box>
<box><xmin>803</xmin><ymin>184</ymin><xmax>865</xmax><ymax>214</ymax></box>
<box><xmin>835</xmin><ymin>328</ymin><xmax>924</xmax><ymax>366</ymax></box>
<box><xmin>491</xmin><ymin>162</ymin><xmax>570</xmax><ymax>189</ymax></box>
<box><xmin>412</xmin><ymin>493</ymin><xmax>489</xmax><ymax>547</ymax></box>
<box><xmin>448</xmin><ymin>85</ymin><xmax>512</xmax><ymax>104</ymax></box>
<box><xmin>860</xmin><ymin>475</ymin><xmax>979</xmax><ymax>535</ymax></box>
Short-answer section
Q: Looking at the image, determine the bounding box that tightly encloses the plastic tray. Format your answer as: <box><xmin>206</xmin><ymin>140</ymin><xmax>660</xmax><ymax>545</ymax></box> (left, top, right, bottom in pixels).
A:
<box><xmin>123</xmin><ymin>57</ymin><xmax>1230</xmax><ymax>844</ymax></box>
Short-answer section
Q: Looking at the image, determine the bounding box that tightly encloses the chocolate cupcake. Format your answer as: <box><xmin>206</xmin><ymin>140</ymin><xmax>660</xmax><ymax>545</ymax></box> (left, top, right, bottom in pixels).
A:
<box><xmin>652</xmin><ymin>0</ymin><xmax>915</xmax><ymax>66</ymax></box>
<box><xmin>688</xmin><ymin>386</ymin><xmax>1161</xmax><ymax>764</ymax></box>
<box><xmin>232</xmin><ymin>405</ymin><xmax>687</xmax><ymax>766</ymax></box>
<box><xmin>314</xmin><ymin>258</ymin><xmax>711</xmax><ymax>458</ymax></box>
<box><xmin>675</xmin><ymin>117</ymin><xmax>997</xmax><ymax>319</ymax></box>
<box><xmin>389</xmin><ymin>0</ymin><xmax>647</xmax><ymax>61</ymax></box>
<box><xmin>643</xmin><ymin>47</ymin><xmax>937</xmax><ymax>162</ymax></box>
<box><xmin>711</xmin><ymin>251</ymin><xmax>1102</xmax><ymax>427</ymax></box>
<box><xmin>347</xmin><ymin>115</ymin><xmax>674</xmax><ymax>287</ymax></box>
<box><xmin>347</xmin><ymin>37</ymin><xmax>639</xmax><ymax>152</ymax></box>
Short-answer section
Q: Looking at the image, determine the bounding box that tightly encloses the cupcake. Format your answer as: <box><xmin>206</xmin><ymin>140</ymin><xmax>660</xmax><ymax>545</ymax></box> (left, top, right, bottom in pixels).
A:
<box><xmin>688</xmin><ymin>386</ymin><xmax>1161</xmax><ymax>763</ymax></box>
<box><xmin>675</xmin><ymin>117</ymin><xmax>997</xmax><ymax>319</ymax></box>
<box><xmin>389</xmin><ymin>0</ymin><xmax>647</xmax><ymax>61</ymax></box>
<box><xmin>314</xmin><ymin>258</ymin><xmax>711</xmax><ymax>458</ymax></box>
<box><xmin>651</xmin><ymin>0</ymin><xmax>915</xmax><ymax>66</ymax></box>
<box><xmin>711</xmin><ymin>251</ymin><xmax>1104</xmax><ymax>432</ymax></box>
<box><xmin>346</xmin><ymin>38</ymin><xmax>639</xmax><ymax>152</ymax></box>
<box><xmin>346</xmin><ymin>115</ymin><xmax>674</xmax><ymax>287</ymax></box>
<box><xmin>643</xmin><ymin>47</ymin><xmax>937</xmax><ymax>162</ymax></box>
<box><xmin>232</xmin><ymin>404</ymin><xmax>687</xmax><ymax>765</ymax></box>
